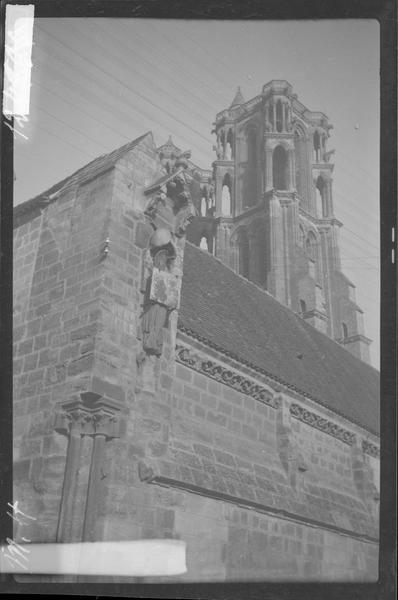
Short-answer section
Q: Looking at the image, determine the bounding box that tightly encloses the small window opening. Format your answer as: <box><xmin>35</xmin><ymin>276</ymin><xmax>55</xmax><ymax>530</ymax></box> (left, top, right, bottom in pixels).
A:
<box><xmin>200</xmin><ymin>237</ymin><xmax>209</xmax><ymax>251</ymax></box>
<box><xmin>221</xmin><ymin>173</ymin><xmax>232</xmax><ymax>215</ymax></box>
<box><xmin>200</xmin><ymin>196</ymin><xmax>207</xmax><ymax>217</ymax></box>
<box><xmin>276</xmin><ymin>100</ymin><xmax>283</xmax><ymax>133</ymax></box>
<box><xmin>306</xmin><ymin>232</ymin><xmax>317</xmax><ymax>261</ymax></box>
<box><xmin>300</xmin><ymin>299</ymin><xmax>307</xmax><ymax>314</ymax></box>
<box><xmin>342</xmin><ymin>322</ymin><xmax>348</xmax><ymax>338</ymax></box>
<box><xmin>273</xmin><ymin>145</ymin><xmax>288</xmax><ymax>190</ymax></box>
<box><xmin>226</xmin><ymin>129</ymin><xmax>234</xmax><ymax>160</ymax></box>
<box><xmin>313</xmin><ymin>130</ymin><xmax>321</xmax><ymax>162</ymax></box>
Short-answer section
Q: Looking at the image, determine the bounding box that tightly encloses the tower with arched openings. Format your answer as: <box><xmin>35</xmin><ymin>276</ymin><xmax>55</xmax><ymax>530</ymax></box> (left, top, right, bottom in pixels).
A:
<box><xmin>192</xmin><ymin>80</ymin><xmax>372</xmax><ymax>364</ymax></box>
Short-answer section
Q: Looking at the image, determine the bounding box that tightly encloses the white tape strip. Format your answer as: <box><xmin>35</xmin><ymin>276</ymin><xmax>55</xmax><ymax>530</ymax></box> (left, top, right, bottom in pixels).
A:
<box><xmin>0</xmin><ymin>539</ymin><xmax>187</xmax><ymax>576</ymax></box>
<box><xmin>3</xmin><ymin>4</ymin><xmax>34</xmax><ymax>117</ymax></box>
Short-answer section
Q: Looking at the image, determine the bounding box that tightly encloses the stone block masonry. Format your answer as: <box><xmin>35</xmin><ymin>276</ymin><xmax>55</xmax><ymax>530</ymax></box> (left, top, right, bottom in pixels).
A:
<box><xmin>13</xmin><ymin>134</ymin><xmax>163</xmax><ymax>545</ymax></box>
<box><xmin>13</xmin><ymin>132</ymin><xmax>379</xmax><ymax>582</ymax></box>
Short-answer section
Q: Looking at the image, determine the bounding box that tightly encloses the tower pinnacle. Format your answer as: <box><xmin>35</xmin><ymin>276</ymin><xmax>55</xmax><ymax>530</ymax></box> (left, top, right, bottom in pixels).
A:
<box><xmin>230</xmin><ymin>86</ymin><xmax>245</xmax><ymax>108</ymax></box>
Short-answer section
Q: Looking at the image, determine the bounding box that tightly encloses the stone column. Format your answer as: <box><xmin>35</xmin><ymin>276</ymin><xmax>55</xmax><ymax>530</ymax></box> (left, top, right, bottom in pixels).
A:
<box><xmin>265</xmin><ymin>148</ymin><xmax>273</xmax><ymax>190</ymax></box>
<box><xmin>326</xmin><ymin>179</ymin><xmax>333</xmax><ymax>216</ymax></box>
<box><xmin>54</xmin><ymin>408</ymin><xmax>86</xmax><ymax>543</ymax></box>
<box><xmin>288</xmin><ymin>148</ymin><xmax>295</xmax><ymax>190</ymax></box>
<box><xmin>268</xmin><ymin>193</ymin><xmax>286</xmax><ymax>304</ymax></box>
<box><xmin>319</xmin><ymin>227</ymin><xmax>333</xmax><ymax>337</ymax></box>
<box><xmin>54</xmin><ymin>393</ymin><xmax>124</xmax><ymax>543</ymax></box>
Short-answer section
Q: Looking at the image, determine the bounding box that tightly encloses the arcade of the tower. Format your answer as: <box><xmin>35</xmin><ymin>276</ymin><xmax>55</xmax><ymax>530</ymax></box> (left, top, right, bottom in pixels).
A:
<box><xmin>186</xmin><ymin>80</ymin><xmax>371</xmax><ymax>364</ymax></box>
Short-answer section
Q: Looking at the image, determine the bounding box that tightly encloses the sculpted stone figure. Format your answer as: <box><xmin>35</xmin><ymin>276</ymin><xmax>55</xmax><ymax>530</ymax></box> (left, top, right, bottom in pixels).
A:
<box><xmin>139</xmin><ymin>229</ymin><xmax>178</xmax><ymax>358</ymax></box>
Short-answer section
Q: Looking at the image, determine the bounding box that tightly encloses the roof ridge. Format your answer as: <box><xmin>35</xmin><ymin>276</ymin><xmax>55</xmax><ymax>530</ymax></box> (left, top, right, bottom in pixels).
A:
<box><xmin>14</xmin><ymin>131</ymin><xmax>153</xmax><ymax>213</ymax></box>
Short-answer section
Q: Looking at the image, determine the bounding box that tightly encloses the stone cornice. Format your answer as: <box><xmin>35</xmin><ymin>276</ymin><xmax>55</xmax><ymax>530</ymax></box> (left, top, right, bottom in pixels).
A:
<box><xmin>302</xmin><ymin>308</ymin><xmax>328</xmax><ymax>322</ymax></box>
<box><xmin>289</xmin><ymin>403</ymin><xmax>356</xmax><ymax>445</ymax></box>
<box><xmin>54</xmin><ymin>392</ymin><xmax>124</xmax><ymax>439</ymax></box>
<box><xmin>175</xmin><ymin>339</ymin><xmax>380</xmax><ymax>451</ymax></box>
<box><xmin>228</xmin><ymin>202</ymin><xmax>266</xmax><ymax>222</ymax></box>
<box><xmin>212</xmin><ymin>159</ymin><xmax>234</xmax><ymax>167</ymax></box>
<box><xmin>176</xmin><ymin>330</ymin><xmax>380</xmax><ymax>440</ymax></box>
<box><xmin>264</xmin><ymin>132</ymin><xmax>294</xmax><ymax>139</ymax></box>
<box><xmin>176</xmin><ymin>344</ymin><xmax>280</xmax><ymax>409</ymax></box>
<box><xmin>137</xmin><ymin>463</ymin><xmax>378</xmax><ymax>544</ymax></box>
<box><xmin>312</xmin><ymin>162</ymin><xmax>334</xmax><ymax>171</ymax></box>
<box><xmin>298</xmin><ymin>207</ymin><xmax>343</xmax><ymax>228</ymax></box>
<box><xmin>338</xmin><ymin>333</ymin><xmax>372</xmax><ymax>345</ymax></box>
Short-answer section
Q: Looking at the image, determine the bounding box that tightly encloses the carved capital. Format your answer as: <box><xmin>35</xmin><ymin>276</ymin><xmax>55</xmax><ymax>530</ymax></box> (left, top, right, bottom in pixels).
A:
<box><xmin>54</xmin><ymin>393</ymin><xmax>124</xmax><ymax>440</ymax></box>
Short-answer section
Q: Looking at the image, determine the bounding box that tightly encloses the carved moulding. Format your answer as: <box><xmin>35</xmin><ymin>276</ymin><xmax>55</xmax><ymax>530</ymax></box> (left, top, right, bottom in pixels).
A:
<box><xmin>54</xmin><ymin>393</ymin><xmax>124</xmax><ymax>439</ymax></box>
<box><xmin>362</xmin><ymin>439</ymin><xmax>380</xmax><ymax>459</ymax></box>
<box><xmin>176</xmin><ymin>336</ymin><xmax>379</xmax><ymax>456</ymax></box>
<box><xmin>137</xmin><ymin>460</ymin><xmax>378</xmax><ymax>544</ymax></box>
<box><xmin>176</xmin><ymin>344</ymin><xmax>280</xmax><ymax>409</ymax></box>
<box><xmin>289</xmin><ymin>402</ymin><xmax>356</xmax><ymax>446</ymax></box>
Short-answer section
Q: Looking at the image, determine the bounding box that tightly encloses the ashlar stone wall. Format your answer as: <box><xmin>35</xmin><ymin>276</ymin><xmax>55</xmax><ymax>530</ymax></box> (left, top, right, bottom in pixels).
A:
<box><xmin>13</xmin><ymin>136</ymin><xmax>379</xmax><ymax>582</ymax></box>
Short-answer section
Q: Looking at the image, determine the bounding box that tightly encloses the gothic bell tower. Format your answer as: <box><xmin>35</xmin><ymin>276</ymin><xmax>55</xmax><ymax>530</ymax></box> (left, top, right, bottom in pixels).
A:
<box><xmin>204</xmin><ymin>80</ymin><xmax>372</xmax><ymax>364</ymax></box>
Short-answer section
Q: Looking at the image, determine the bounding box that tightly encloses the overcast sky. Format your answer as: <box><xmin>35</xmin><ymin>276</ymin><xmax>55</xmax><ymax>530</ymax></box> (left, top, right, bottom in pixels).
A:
<box><xmin>13</xmin><ymin>18</ymin><xmax>380</xmax><ymax>367</ymax></box>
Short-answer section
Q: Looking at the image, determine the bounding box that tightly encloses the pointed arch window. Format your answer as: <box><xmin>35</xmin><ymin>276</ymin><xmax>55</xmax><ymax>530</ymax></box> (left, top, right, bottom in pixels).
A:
<box><xmin>221</xmin><ymin>173</ymin><xmax>232</xmax><ymax>215</ymax></box>
<box><xmin>294</xmin><ymin>125</ymin><xmax>307</xmax><ymax>202</ymax></box>
<box><xmin>273</xmin><ymin>145</ymin><xmax>288</xmax><ymax>190</ymax></box>
<box><xmin>313</xmin><ymin>130</ymin><xmax>321</xmax><ymax>162</ymax></box>
<box><xmin>243</xmin><ymin>127</ymin><xmax>258</xmax><ymax>208</ymax></box>
<box><xmin>200</xmin><ymin>196</ymin><xmax>207</xmax><ymax>217</ymax></box>
<box><xmin>300</xmin><ymin>299</ymin><xmax>307</xmax><ymax>314</ymax></box>
<box><xmin>315</xmin><ymin>176</ymin><xmax>328</xmax><ymax>218</ymax></box>
<box><xmin>200</xmin><ymin>236</ymin><xmax>209</xmax><ymax>251</ymax></box>
<box><xmin>226</xmin><ymin>129</ymin><xmax>234</xmax><ymax>160</ymax></box>
<box><xmin>247</xmin><ymin>128</ymin><xmax>257</xmax><ymax>165</ymax></box>
<box><xmin>299</xmin><ymin>225</ymin><xmax>306</xmax><ymax>247</ymax></box>
<box><xmin>276</xmin><ymin>100</ymin><xmax>283</xmax><ymax>133</ymax></box>
<box><xmin>306</xmin><ymin>231</ymin><xmax>317</xmax><ymax>261</ymax></box>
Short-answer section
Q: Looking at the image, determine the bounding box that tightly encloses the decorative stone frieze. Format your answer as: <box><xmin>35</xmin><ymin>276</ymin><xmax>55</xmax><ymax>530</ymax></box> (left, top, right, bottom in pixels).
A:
<box><xmin>289</xmin><ymin>403</ymin><xmax>356</xmax><ymax>445</ymax></box>
<box><xmin>176</xmin><ymin>344</ymin><xmax>280</xmax><ymax>409</ymax></box>
<box><xmin>362</xmin><ymin>439</ymin><xmax>380</xmax><ymax>458</ymax></box>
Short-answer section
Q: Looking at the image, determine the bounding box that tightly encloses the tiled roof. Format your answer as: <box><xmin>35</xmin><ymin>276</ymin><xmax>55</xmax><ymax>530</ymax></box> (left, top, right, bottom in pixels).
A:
<box><xmin>179</xmin><ymin>243</ymin><xmax>380</xmax><ymax>435</ymax></box>
<box><xmin>14</xmin><ymin>133</ymin><xmax>152</xmax><ymax>220</ymax></box>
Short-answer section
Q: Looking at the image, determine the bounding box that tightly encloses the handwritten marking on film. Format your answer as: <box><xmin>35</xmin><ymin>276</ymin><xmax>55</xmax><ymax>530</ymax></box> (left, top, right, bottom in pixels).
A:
<box><xmin>2</xmin><ymin>501</ymin><xmax>36</xmax><ymax>572</ymax></box>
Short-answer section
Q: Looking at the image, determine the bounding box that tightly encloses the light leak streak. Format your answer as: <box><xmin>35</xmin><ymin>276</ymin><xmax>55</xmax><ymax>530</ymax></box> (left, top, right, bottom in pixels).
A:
<box><xmin>0</xmin><ymin>540</ymin><xmax>187</xmax><ymax>576</ymax></box>
<box><xmin>3</xmin><ymin>4</ymin><xmax>34</xmax><ymax>120</ymax></box>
